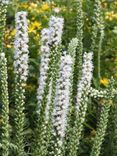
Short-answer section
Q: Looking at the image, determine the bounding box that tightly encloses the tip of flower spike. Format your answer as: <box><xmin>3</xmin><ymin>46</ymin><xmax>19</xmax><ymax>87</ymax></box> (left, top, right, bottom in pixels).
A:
<box><xmin>0</xmin><ymin>53</ymin><xmax>5</xmax><ymax>58</ymax></box>
<box><xmin>0</xmin><ymin>0</ymin><xmax>9</xmax><ymax>4</ymax></box>
<box><xmin>49</xmin><ymin>15</ymin><xmax>64</xmax><ymax>28</ymax></box>
<box><xmin>83</xmin><ymin>52</ymin><xmax>93</xmax><ymax>59</ymax></box>
<box><xmin>0</xmin><ymin>53</ymin><xmax>6</xmax><ymax>62</ymax></box>
<box><xmin>16</xmin><ymin>11</ymin><xmax>28</xmax><ymax>17</ymax></box>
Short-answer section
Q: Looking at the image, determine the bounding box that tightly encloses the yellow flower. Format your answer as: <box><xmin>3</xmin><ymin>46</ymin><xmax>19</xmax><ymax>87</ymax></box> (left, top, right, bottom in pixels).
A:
<box><xmin>20</xmin><ymin>3</ymin><xmax>28</xmax><ymax>9</ymax></box>
<box><xmin>41</xmin><ymin>3</ymin><xmax>49</xmax><ymax>11</ymax></box>
<box><xmin>100</xmin><ymin>78</ymin><xmax>109</xmax><ymax>87</ymax></box>
<box><xmin>6</xmin><ymin>44</ymin><xmax>12</xmax><ymax>48</ymax></box>
<box><xmin>11</xmin><ymin>29</ymin><xmax>16</xmax><ymax>36</ymax></box>
<box><xmin>28</xmin><ymin>27</ymin><xmax>36</xmax><ymax>34</ymax></box>
<box><xmin>28</xmin><ymin>21</ymin><xmax>42</xmax><ymax>34</ymax></box>
<box><xmin>105</xmin><ymin>11</ymin><xmax>117</xmax><ymax>21</ymax></box>
<box><xmin>36</xmin><ymin>9</ymin><xmax>44</xmax><ymax>14</ymax></box>
<box><xmin>30</xmin><ymin>2</ymin><xmax>37</xmax><ymax>8</ymax></box>
<box><xmin>32</xmin><ymin>21</ymin><xmax>42</xmax><ymax>29</ymax></box>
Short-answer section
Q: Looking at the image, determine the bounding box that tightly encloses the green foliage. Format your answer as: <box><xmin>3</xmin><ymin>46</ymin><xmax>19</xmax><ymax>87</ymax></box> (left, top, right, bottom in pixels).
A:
<box><xmin>0</xmin><ymin>0</ymin><xmax>117</xmax><ymax>156</ymax></box>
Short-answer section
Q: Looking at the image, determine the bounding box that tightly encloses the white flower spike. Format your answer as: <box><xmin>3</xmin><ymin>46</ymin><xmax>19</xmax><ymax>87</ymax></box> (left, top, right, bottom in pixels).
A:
<box><xmin>14</xmin><ymin>11</ymin><xmax>29</xmax><ymax>82</ymax></box>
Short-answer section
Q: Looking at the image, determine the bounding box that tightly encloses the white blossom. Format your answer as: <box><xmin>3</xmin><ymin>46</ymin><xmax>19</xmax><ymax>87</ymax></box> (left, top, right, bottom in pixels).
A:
<box><xmin>89</xmin><ymin>87</ymin><xmax>116</xmax><ymax>99</ymax></box>
<box><xmin>53</xmin><ymin>8</ymin><xmax>60</xmax><ymax>13</ymax></box>
<box><xmin>37</xmin><ymin>16</ymin><xmax>64</xmax><ymax>113</ymax></box>
<box><xmin>14</xmin><ymin>11</ymin><xmax>29</xmax><ymax>82</ymax></box>
<box><xmin>45</xmin><ymin>80</ymin><xmax>53</xmax><ymax>120</ymax></box>
<box><xmin>49</xmin><ymin>16</ymin><xmax>64</xmax><ymax>47</ymax></box>
<box><xmin>37</xmin><ymin>28</ymin><xmax>50</xmax><ymax>112</ymax></box>
<box><xmin>53</xmin><ymin>52</ymin><xmax>73</xmax><ymax>140</ymax></box>
<box><xmin>76</xmin><ymin>52</ymin><xmax>93</xmax><ymax>109</ymax></box>
<box><xmin>0</xmin><ymin>0</ymin><xmax>9</xmax><ymax>4</ymax></box>
<box><xmin>0</xmin><ymin>53</ymin><xmax>5</xmax><ymax>59</ymax></box>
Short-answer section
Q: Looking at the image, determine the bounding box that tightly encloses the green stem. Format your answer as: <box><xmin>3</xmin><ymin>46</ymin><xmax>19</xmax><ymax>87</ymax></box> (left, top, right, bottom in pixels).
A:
<box><xmin>14</xmin><ymin>78</ymin><xmax>25</xmax><ymax>156</ymax></box>
<box><xmin>98</xmin><ymin>22</ymin><xmax>104</xmax><ymax>81</ymax></box>
<box><xmin>33</xmin><ymin>47</ymin><xmax>62</xmax><ymax>156</ymax></box>
<box><xmin>90</xmin><ymin>100</ymin><xmax>111</xmax><ymax>156</ymax></box>
<box><xmin>68</xmin><ymin>94</ymin><xmax>89</xmax><ymax>156</ymax></box>
<box><xmin>72</xmin><ymin>0</ymin><xmax>83</xmax><ymax>125</ymax></box>
<box><xmin>76</xmin><ymin>0</ymin><xmax>83</xmax><ymax>81</ymax></box>
<box><xmin>0</xmin><ymin>53</ymin><xmax>9</xmax><ymax>156</ymax></box>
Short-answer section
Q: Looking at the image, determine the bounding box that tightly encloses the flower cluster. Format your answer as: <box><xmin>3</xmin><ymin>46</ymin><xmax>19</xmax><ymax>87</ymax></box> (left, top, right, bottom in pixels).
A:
<box><xmin>68</xmin><ymin>38</ymin><xmax>78</xmax><ymax>60</ymax></box>
<box><xmin>76</xmin><ymin>52</ymin><xmax>93</xmax><ymax>109</ymax></box>
<box><xmin>68</xmin><ymin>52</ymin><xmax>93</xmax><ymax>156</ymax></box>
<box><xmin>0</xmin><ymin>0</ymin><xmax>9</xmax><ymax>5</ymax></box>
<box><xmin>37</xmin><ymin>28</ymin><xmax>50</xmax><ymax>111</ymax></box>
<box><xmin>37</xmin><ymin>16</ymin><xmax>64</xmax><ymax>113</ymax></box>
<box><xmin>105</xmin><ymin>11</ymin><xmax>117</xmax><ymax>21</ymax></box>
<box><xmin>49</xmin><ymin>16</ymin><xmax>64</xmax><ymax>47</ymax></box>
<box><xmin>90</xmin><ymin>87</ymin><xmax>108</xmax><ymax>98</ymax></box>
<box><xmin>28</xmin><ymin>21</ymin><xmax>42</xmax><ymax>34</ymax></box>
<box><xmin>89</xmin><ymin>87</ymin><xmax>116</xmax><ymax>99</ymax></box>
<box><xmin>53</xmin><ymin>52</ymin><xmax>73</xmax><ymax>140</ymax></box>
<box><xmin>14</xmin><ymin>11</ymin><xmax>29</xmax><ymax>82</ymax></box>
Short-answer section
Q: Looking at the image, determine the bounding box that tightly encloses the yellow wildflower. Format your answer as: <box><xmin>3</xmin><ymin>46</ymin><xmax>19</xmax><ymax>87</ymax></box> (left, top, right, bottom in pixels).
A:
<box><xmin>36</xmin><ymin>9</ymin><xmax>44</xmax><ymax>14</ymax></box>
<box><xmin>6</xmin><ymin>44</ymin><xmax>12</xmax><ymax>48</ymax></box>
<box><xmin>32</xmin><ymin>21</ymin><xmax>42</xmax><ymax>29</ymax></box>
<box><xmin>28</xmin><ymin>27</ymin><xmax>36</xmax><ymax>34</ymax></box>
<box><xmin>28</xmin><ymin>2</ymin><xmax>37</xmax><ymax>11</ymax></box>
<box><xmin>100</xmin><ymin>78</ymin><xmax>109</xmax><ymax>87</ymax></box>
<box><xmin>41</xmin><ymin>3</ymin><xmax>49</xmax><ymax>11</ymax></box>
<box><xmin>11</xmin><ymin>29</ymin><xmax>16</xmax><ymax>36</ymax></box>
<box><xmin>30</xmin><ymin>2</ymin><xmax>37</xmax><ymax>8</ymax></box>
<box><xmin>28</xmin><ymin>21</ymin><xmax>42</xmax><ymax>34</ymax></box>
<box><xmin>20</xmin><ymin>3</ymin><xmax>28</xmax><ymax>9</ymax></box>
<box><xmin>105</xmin><ymin>11</ymin><xmax>117</xmax><ymax>21</ymax></box>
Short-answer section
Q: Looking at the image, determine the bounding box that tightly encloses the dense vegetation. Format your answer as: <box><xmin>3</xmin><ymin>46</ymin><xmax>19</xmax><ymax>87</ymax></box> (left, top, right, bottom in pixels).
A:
<box><xmin>0</xmin><ymin>0</ymin><xmax>117</xmax><ymax>156</ymax></box>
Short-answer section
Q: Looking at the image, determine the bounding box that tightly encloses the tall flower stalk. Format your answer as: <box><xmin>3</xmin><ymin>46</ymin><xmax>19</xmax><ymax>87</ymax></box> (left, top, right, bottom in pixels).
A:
<box><xmin>90</xmin><ymin>99</ymin><xmax>112</xmax><ymax>156</ymax></box>
<box><xmin>0</xmin><ymin>53</ymin><xmax>9</xmax><ymax>156</ymax></box>
<box><xmin>98</xmin><ymin>18</ymin><xmax>104</xmax><ymax>80</ymax></box>
<box><xmin>64</xmin><ymin>38</ymin><xmax>78</xmax><ymax>154</ymax></box>
<box><xmin>91</xmin><ymin>0</ymin><xmax>101</xmax><ymax>51</ymax></box>
<box><xmin>13</xmin><ymin>11</ymin><xmax>29</xmax><ymax>156</ymax></box>
<box><xmin>37</xmin><ymin>16</ymin><xmax>64</xmax><ymax>115</ymax></box>
<box><xmin>37</xmin><ymin>28</ymin><xmax>51</xmax><ymax>115</ymax></box>
<box><xmin>0</xmin><ymin>0</ymin><xmax>9</xmax><ymax>52</ymax></box>
<box><xmin>91</xmin><ymin>0</ymin><xmax>104</xmax><ymax>80</ymax></box>
<box><xmin>76</xmin><ymin>0</ymin><xmax>83</xmax><ymax>79</ymax></box>
<box><xmin>72</xmin><ymin>0</ymin><xmax>83</xmax><ymax>110</ymax></box>
<box><xmin>68</xmin><ymin>52</ymin><xmax>93</xmax><ymax>156</ymax></box>
<box><xmin>52</xmin><ymin>52</ymin><xmax>73</xmax><ymax>156</ymax></box>
<box><xmin>33</xmin><ymin>16</ymin><xmax>64</xmax><ymax>156</ymax></box>
<box><xmin>90</xmin><ymin>79</ymin><xmax>115</xmax><ymax>156</ymax></box>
